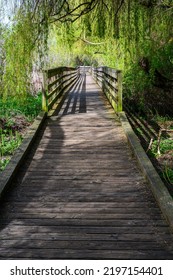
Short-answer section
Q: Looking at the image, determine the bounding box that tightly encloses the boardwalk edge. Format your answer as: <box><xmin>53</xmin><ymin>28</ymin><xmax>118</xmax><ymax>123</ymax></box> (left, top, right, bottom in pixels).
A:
<box><xmin>119</xmin><ymin>111</ymin><xmax>173</xmax><ymax>232</ymax></box>
<box><xmin>0</xmin><ymin>111</ymin><xmax>47</xmax><ymax>199</ymax></box>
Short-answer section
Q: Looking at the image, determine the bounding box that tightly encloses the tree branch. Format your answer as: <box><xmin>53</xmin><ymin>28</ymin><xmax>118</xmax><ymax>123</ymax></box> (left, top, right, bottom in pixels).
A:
<box><xmin>50</xmin><ymin>0</ymin><xmax>99</xmax><ymax>23</ymax></box>
<box><xmin>80</xmin><ymin>37</ymin><xmax>105</xmax><ymax>45</ymax></box>
<box><xmin>31</xmin><ymin>0</ymin><xmax>41</xmax><ymax>19</ymax></box>
<box><xmin>115</xmin><ymin>0</ymin><xmax>125</xmax><ymax>18</ymax></box>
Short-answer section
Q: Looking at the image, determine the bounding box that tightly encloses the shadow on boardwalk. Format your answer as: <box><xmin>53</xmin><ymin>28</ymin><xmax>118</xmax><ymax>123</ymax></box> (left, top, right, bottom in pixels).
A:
<box><xmin>0</xmin><ymin>74</ymin><xmax>173</xmax><ymax>259</ymax></box>
<box><xmin>53</xmin><ymin>73</ymin><xmax>87</xmax><ymax>116</ymax></box>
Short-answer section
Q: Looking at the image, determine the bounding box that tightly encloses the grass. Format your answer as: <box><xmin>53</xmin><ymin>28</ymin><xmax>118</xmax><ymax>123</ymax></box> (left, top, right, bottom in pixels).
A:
<box><xmin>0</xmin><ymin>94</ymin><xmax>42</xmax><ymax>171</ymax></box>
<box><xmin>150</xmin><ymin>137</ymin><xmax>173</xmax><ymax>187</ymax></box>
<box><xmin>152</xmin><ymin>114</ymin><xmax>172</xmax><ymax>123</ymax></box>
<box><xmin>151</xmin><ymin>138</ymin><xmax>173</xmax><ymax>156</ymax></box>
<box><xmin>0</xmin><ymin>93</ymin><xmax>42</xmax><ymax>120</ymax></box>
<box><xmin>149</xmin><ymin>114</ymin><xmax>173</xmax><ymax>189</ymax></box>
<box><xmin>163</xmin><ymin>166</ymin><xmax>173</xmax><ymax>185</ymax></box>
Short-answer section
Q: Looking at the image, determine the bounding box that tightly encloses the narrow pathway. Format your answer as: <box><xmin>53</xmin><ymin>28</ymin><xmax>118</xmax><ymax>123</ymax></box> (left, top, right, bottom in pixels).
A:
<box><xmin>0</xmin><ymin>73</ymin><xmax>173</xmax><ymax>259</ymax></box>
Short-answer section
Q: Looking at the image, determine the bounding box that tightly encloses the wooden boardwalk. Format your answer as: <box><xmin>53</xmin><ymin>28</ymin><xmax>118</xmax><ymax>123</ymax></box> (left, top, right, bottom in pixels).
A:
<box><xmin>0</xmin><ymin>73</ymin><xmax>173</xmax><ymax>259</ymax></box>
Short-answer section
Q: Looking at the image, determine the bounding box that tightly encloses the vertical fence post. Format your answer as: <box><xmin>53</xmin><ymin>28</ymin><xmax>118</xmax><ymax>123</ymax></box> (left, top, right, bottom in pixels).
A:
<box><xmin>102</xmin><ymin>66</ymin><xmax>105</xmax><ymax>95</ymax></box>
<box><xmin>110</xmin><ymin>68</ymin><xmax>117</xmax><ymax>112</ymax></box>
<box><xmin>94</xmin><ymin>67</ymin><xmax>96</xmax><ymax>80</ymax></box>
<box><xmin>101</xmin><ymin>67</ymin><xmax>103</xmax><ymax>90</ymax></box>
<box><xmin>42</xmin><ymin>70</ymin><xmax>48</xmax><ymax>112</ymax></box>
<box><xmin>117</xmin><ymin>70</ymin><xmax>122</xmax><ymax>112</ymax></box>
<box><xmin>60</xmin><ymin>70</ymin><xmax>63</xmax><ymax>90</ymax></box>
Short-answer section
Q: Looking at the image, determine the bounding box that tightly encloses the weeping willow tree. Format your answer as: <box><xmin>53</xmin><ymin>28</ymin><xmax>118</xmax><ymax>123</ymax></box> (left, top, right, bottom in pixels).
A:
<box><xmin>64</xmin><ymin>0</ymin><xmax>173</xmax><ymax>115</ymax></box>
<box><xmin>0</xmin><ymin>0</ymin><xmax>103</xmax><ymax>99</ymax></box>
<box><xmin>0</xmin><ymin>0</ymin><xmax>173</xmax><ymax>113</ymax></box>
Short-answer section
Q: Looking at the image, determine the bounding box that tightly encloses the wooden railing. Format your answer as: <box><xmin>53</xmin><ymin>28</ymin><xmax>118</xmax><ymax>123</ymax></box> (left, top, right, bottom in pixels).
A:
<box><xmin>42</xmin><ymin>67</ymin><xmax>80</xmax><ymax>112</ymax></box>
<box><xmin>91</xmin><ymin>66</ymin><xmax>122</xmax><ymax>112</ymax></box>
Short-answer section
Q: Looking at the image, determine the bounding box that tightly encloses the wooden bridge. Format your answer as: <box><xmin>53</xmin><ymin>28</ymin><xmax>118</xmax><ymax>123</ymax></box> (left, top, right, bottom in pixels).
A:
<box><xmin>0</xmin><ymin>66</ymin><xmax>173</xmax><ymax>259</ymax></box>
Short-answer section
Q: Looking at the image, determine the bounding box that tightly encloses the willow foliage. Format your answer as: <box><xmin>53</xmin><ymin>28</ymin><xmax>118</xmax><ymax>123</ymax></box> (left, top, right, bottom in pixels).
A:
<box><xmin>0</xmin><ymin>0</ymin><xmax>173</xmax><ymax>104</ymax></box>
<box><xmin>2</xmin><ymin>14</ymin><xmax>35</xmax><ymax>99</ymax></box>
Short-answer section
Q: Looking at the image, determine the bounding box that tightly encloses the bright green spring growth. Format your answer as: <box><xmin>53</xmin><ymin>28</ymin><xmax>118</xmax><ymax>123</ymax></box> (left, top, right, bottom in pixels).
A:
<box><xmin>0</xmin><ymin>94</ymin><xmax>42</xmax><ymax>171</ymax></box>
<box><xmin>0</xmin><ymin>94</ymin><xmax>42</xmax><ymax>120</ymax></box>
<box><xmin>163</xmin><ymin>166</ymin><xmax>173</xmax><ymax>185</ymax></box>
<box><xmin>0</xmin><ymin>130</ymin><xmax>22</xmax><ymax>170</ymax></box>
<box><xmin>151</xmin><ymin>138</ymin><xmax>173</xmax><ymax>156</ymax></box>
<box><xmin>151</xmin><ymin>137</ymin><xmax>173</xmax><ymax>186</ymax></box>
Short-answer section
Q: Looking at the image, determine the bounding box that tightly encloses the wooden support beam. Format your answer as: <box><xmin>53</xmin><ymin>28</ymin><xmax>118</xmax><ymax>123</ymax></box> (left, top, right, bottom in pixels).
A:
<box><xmin>42</xmin><ymin>71</ymin><xmax>48</xmax><ymax>112</ymax></box>
<box><xmin>117</xmin><ymin>70</ymin><xmax>123</xmax><ymax>112</ymax></box>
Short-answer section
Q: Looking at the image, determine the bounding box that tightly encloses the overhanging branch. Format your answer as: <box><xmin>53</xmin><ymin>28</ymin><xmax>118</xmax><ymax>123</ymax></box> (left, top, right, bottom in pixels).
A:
<box><xmin>80</xmin><ymin>37</ymin><xmax>105</xmax><ymax>45</ymax></box>
<box><xmin>50</xmin><ymin>0</ymin><xmax>99</xmax><ymax>23</ymax></box>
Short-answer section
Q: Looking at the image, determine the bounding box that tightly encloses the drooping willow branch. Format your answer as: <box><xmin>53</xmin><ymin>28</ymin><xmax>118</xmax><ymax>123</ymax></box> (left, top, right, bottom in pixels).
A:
<box><xmin>115</xmin><ymin>0</ymin><xmax>125</xmax><ymax>17</ymax></box>
<box><xmin>80</xmin><ymin>37</ymin><xmax>105</xmax><ymax>45</ymax></box>
<box><xmin>50</xmin><ymin>0</ymin><xmax>99</xmax><ymax>23</ymax></box>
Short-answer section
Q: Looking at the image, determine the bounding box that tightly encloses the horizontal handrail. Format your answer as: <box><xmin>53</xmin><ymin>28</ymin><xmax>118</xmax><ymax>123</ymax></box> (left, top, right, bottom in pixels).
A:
<box><xmin>42</xmin><ymin>66</ymin><xmax>80</xmax><ymax>112</ymax></box>
<box><xmin>91</xmin><ymin>66</ymin><xmax>122</xmax><ymax>112</ymax></box>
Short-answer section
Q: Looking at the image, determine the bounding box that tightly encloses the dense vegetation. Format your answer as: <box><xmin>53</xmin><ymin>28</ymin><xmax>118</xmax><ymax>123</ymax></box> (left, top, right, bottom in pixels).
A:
<box><xmin>0</xmin><ymin>0</ymin><xmax>172</xmax><ymax>113</ymax></box>
<box><xmin>0</xmin><ymin>94</ymin><xmax>42</xmax><ymax>170</ymax></box>
<box><xmin>0</xmin><ymin>0</ymin><xmax>173</xmax><ymax>183</ymax></box>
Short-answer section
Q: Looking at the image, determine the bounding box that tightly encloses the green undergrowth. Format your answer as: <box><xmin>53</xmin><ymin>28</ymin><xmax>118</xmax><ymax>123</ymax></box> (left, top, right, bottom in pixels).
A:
<box><xmin>151</xmin><ymin>139</ymin><xmax>173</xmax><ymax>156</ymax></box>
<box><xmin>0</xmin><ymin>94</ymin><xmax>42</xmax><ymax>171</ymax></box>
<box><xmin>149</xmin><ymin>116</ymin><xmax>173</xmax><ymax>187</ymax></box>
<box><xmin>150</xmin><ymin>138</ymin><xmax>173</xmax><ymax>186</ymax></box>
<box><xmin>127</xmin><ymin>108</ymin><xmax>173</xmax><ymax>194</ymax></box>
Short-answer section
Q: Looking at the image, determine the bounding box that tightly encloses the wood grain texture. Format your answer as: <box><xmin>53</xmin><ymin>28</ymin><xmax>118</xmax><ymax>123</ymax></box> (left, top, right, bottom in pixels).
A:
<box><xmin>0</xmin><ymin>73</ymin><xmax>173</xmax><ymax>259</ymax></box>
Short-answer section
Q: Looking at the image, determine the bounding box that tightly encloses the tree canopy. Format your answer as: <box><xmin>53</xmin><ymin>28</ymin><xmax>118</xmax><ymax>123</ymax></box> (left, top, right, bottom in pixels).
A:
<box><xmin>0</xmin><ymin>0</ymin><xmax>173</xmax><ymax>114</ymax></box>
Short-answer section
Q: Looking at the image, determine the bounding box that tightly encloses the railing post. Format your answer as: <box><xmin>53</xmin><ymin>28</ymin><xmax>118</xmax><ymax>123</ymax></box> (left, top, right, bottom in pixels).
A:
<box><xmin>102</xmin><ymin>66</ymin><xmax>106</xmax><ymax>94</ymax></box>
<box><xmin>60</xmin><ymin>70</ymin><xmax>64</xmax><ymax>90</ymax></box>
<box><xmin>93</xmin><ymin>67</ymin><xmax>96</xmax><ymax>80</ymax></box>
<box><xmin>117</xmin><ymin>70</ymin><xmax>122</xmax><ymax>112</ymax></box>
<box><xmin>110</xmin><ymin>68</ymin><xmax>117</xmax><ymax>112</ymax></box>
<box><xmin>42</xmin><ymin>70</ymin><xmax>48</xmax><ymax>112</ymax></box>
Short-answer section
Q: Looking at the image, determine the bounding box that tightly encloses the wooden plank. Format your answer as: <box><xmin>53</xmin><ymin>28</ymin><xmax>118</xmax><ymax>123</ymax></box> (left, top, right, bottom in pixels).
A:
<box><xmin>0</xmin><ymin>211</ymin><xmax>164</xmax><ymax>220</ymax></box>
<box><xmin>18</xmin><ymin>171</ymin><xmax>143</xmax><ymax>179</ymax></box>
<box><xmin>0</xmin><ymin>229</ymin><xmax>172</xmax><ymax>241</ymax></box>
<box><xmin>0</xmin><ymin>248</ymin><xmax>172</xmax><ymax>260</ymax></box>
<box><xmin>0</xmin><ymin>224</ymin><xmax>170</xmax><ymax>234</ymax></box>
<box><xmin>6</xmin><ymin>190</ymin><xmax>155</xmax><ymax>199</ymax></box>
<box><xmin>0</xmin><ymin>201</ymin><xmax>158</xmax><ymax>209</ymax></box>
<box><xmin>7</xmin><ymin>184</ymin><xmax>153</xmax><ymax>193</ymax></box>
<box><xmin>0</xmin><ymin>206</ymin><xmax>161</xmax><ymax>216</ymax></box>
<box><xmin>1</xmin><ymin>240</ymin><xmax>172</xmax><ymax>251</ymax></box>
